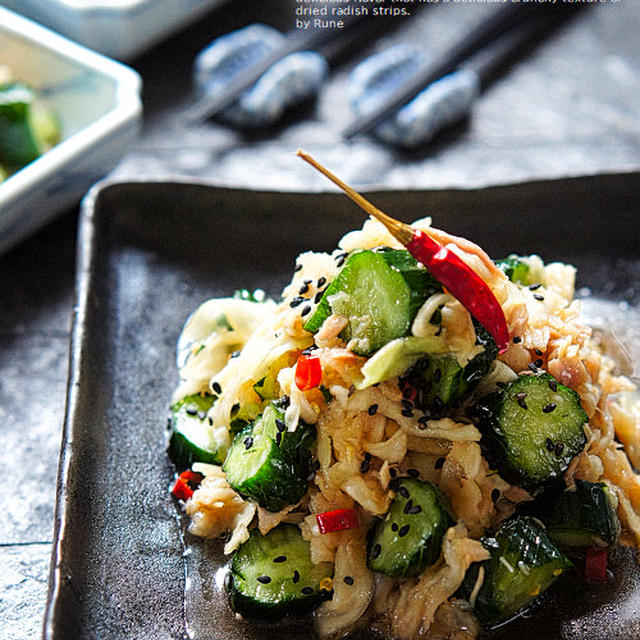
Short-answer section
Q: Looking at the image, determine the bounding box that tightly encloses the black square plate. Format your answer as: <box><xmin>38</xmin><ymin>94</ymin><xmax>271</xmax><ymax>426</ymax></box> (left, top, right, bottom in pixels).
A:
<box><xmin>45</xmin><ymin>175</ymin><xmax>640</xmax><ymax>639</ymax></box>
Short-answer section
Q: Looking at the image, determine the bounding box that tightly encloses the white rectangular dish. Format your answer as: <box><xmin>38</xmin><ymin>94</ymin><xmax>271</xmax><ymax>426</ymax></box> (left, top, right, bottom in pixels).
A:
<box><xmin>1</xmin><ymin>0</ymin><xmax>231</xmax><ymax>60</ymax></box>
<box><xmin>0</xmin><ymin>7</ymin><xmax>141</xmax><ymax>254</ymax></box>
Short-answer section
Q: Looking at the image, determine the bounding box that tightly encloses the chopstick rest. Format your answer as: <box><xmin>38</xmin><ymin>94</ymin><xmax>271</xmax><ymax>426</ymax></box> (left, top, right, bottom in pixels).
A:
<box><xmin>349</xmin><ymin>43</ymin><xmax>479</xmax><ymax>148</ymax></box>
<box><xmin>193</xmin><ymin>24</ymin><xmax>327</xmax><ymax>128</ymax></box>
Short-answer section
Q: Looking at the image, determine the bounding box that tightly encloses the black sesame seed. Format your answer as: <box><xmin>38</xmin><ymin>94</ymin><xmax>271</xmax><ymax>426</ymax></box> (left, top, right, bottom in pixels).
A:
<box><xmin>549</xmin><ymin>379</ymin><xmax>558</xmax><ymax>392</ymax></box>
<box><xmin>546</xmin><ymin>438</ymin><xmax>555</xmax><ymax>452</ymax></box>
<box><xmin>391</xmin><ymin>522</ymin><xmax>399</xmax><ymax>532</ymax></box>
<box><xmin>281</xmin><ymin>395</ymin><xmax>291</xmax><ymax>408</ymax></box>
<box><xmin>230</xmin><ymin>350</ymin><xmax>241</xmax><ymax>359</ymax></box>
<box><xmin>273</xmin><ymin>555</ymin><xmax>287</xmax><ymax>563</ymax></box>
<box><xmin>534</xmin><ymin>358</ymin><xmax>544</xmax><ymax>368</ymax></box>
<box><xmin>491</xmin><ymin>488</ymin><xmax>500</xmax><ymax>503</ymax></box>
<box><xmin>314</xmin><ymin>291</ymin><xmax>324</xmax><ymax>304</ymax></box>
<box><xmin>389</xmin><ymin>467</ymin><xmax>397</xmax><ymax>478</ymax></box>
<box><xmin>401</xmin><ymin>399</ymin><xmax>414</xmax><ymax>411</ymax></box>
<box><xmin>517</xmin><ymin>397</ymin><xmax>528</xmax><ymax>410</ymax></box>
<box><xmin>401</xmin><ymin>408</ymin><xmax>414</xmax><ymax>418</ymax></box>
<box><xmin>336</xmin><ymin>257</ymin><xmax>346</xmax><ymax>268</ymax></box>
<box><xmin>212</xmin><ymin>382</ymin><xmax>222</xmax><ymax>394</ymax></box>
<box><xmin>299</xmin><ymin>283</ymin><xmax>310</xmax><ymax>295</ymax></box>
<box><xmin>543</xmin><ymin>402</ymin><xmax>557</xmax><ymax>414</ymax></box>
<box><xmin>516</xmin><ymin>392</ymin><xmax>528</xmax><ymax>399</ymax></box>
<box><xmin>368</xmin><ymin>404</ymin><xmax>378</xmax><ymax>416</ymax></box>
<box><xmin>434</xmin><ymin>457</ymin><xmax>445</xmax><ymax>470</ymax></box>
<box><xmin>197</xmin><ymin>410</ymin><xmax>207</xmax><ymax>421</ymax></box>
<box><xmin>294</xmin><ymin>263</ymin><xmax>303</xmax><ymax>272</ymax></box>
<box><xmin>257</xmin><ymin>575</ymin><xmax>271</xmax><ymax>584</ymax></box>
<box><xmin>513</xmin><ymin>336</ymin><xmax>522</xmax><ymax>344</ymax></box>
<box><xmin>398</xmin><ymin>524</ymin><xmax>410</xmax><ymax>537</ymax></box>
<box><xmin>208</xmin><ymin>417</ymin><xmax>214</xmax><ymax>426</ymax></box>
<box><xmin>403</xmin><ymin>499</ymin><xmax>414</xmax><ymax>514</ymax></box>
<box><xmin>301</xmin><ymin>305</ymin><xmax>312</xmax><ymax>317</ymax></box>
<box><xmin>529</xmin><ymin>283</ymin><xmax>542</xmax><ymax>291</ymax></box>
<box><xmin>533</xmin><ymin>294</ymin><xmax>545</xmax><ymax>301</ymax></box>
<box><xmin>290</xmin><ymin>296</ymin><xmax>305</xmax><ymax>308</ymax></box>
<box><xmin>496</xmin><ymin>381</ymin><xmax>507</xmax><ymax>389</ymax></box>
<box><xmin>293</xmin><ymin>570</ymin><xmax>300</xmax><ymax>583</ymax></box>
<box><xmin>244</xmin><ymin>437</ymin><xmax>253</xmax><ymax>450</ymax></box>
<box><xmin>343</xmin><ymin>576</ymin><xmax>354</xmax><ymax>586</ymax></box>
<box><xmin>417</xmin><ymin>414</ymin><xmax>430</xmax><ymax>424</ymax></box>
<box><xmin>301</xmin><ymin>587</ymin><xmax>314</xmax><ymax>595</ymax></box>
<box><xmin>275</xmin><ymin>431</ymin><xmax>282</xmax><ymax>446</ymax></box>
<box><xmin>372</xmin><ymin>544</ymin><xmax>381</xmax><ymax>559</ymax></box>
<box><xmin>364</xmin><ymin>452</ymin><xmax>372</xmax><ymax>462</ymax></box>
<box><xmin>528</xmin><ymin>363</ymin><xmax>539</xmax><ymax>373</ymax></box>
<box><xmin>535</xmin><ymin>349</ymin><xmax>543</xmax><ymax>356</ymax></box>
<box><xmin>360</xmin><ymin>460</ymin><xmax>370</xmax><ymax>474</ymax></box>
<box><xmin>185</xmin><ymin>404</ymin><xmax>198</xmax><ymax>416</ymax></box>
<box><xmin>303</xmin><ymin>279</ymin><xmax>312</xmax><ymax>285</ymax></box>
<box><xmin>407</xmin><ymin>468</ymin><xmax>419</xmax><ymax>478</ymax></box>
<box><xmin>276</xmin><ymin>419</ymin><xmax>286</xmax><ymax>432</ymax></box>
<box><xmin>397</xmin><ymin>486</ymin><xmax>410</xmax><ymax>498</ymax></box>
<box><xmin>317</xmin><ymin>277</ymin><xmax>327</xmax><ymax>288</ymax></box>
<box><xmin>555</xmin><ymin>442</ymin><xmax>565</xmax><ymax>457</ymax></box>
<box><xmin>408</xmin><ymin>505</ymin><xmax>422</xmax><ymax>515</ymax></box>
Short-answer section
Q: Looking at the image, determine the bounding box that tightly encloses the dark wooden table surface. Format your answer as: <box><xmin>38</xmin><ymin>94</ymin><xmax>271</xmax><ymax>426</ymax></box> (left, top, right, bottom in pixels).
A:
<box><xmin>1</xmin><ymin>1</ymin><xmax>639</xmax><ymax>638</ymax></box>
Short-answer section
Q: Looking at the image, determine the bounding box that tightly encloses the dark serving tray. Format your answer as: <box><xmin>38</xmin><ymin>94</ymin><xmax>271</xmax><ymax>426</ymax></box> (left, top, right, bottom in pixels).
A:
<box><xmin>45</xmin><ymin>174</ymin><xmax>640</xmax><ymax>640</ymax></box>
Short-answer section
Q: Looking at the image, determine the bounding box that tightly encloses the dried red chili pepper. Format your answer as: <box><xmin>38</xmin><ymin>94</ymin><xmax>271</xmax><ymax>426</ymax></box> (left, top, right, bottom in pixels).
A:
<box><xmin>297</xmin><ymin>150</ymin><xmax>510</xmax><ymax>353</ymax></box>
<box><xmin>406</xmin><ymin>230</ymin><xmax>510</xmax><ymax>352</ymax></box>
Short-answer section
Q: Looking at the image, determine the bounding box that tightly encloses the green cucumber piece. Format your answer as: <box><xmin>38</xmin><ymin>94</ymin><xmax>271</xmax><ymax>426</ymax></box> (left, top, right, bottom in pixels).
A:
<box><xmin>524</xmin><ymin>480</ymin><xmax>620</xmax><ymax>548</ymax></box>
<box><xmin>168</xmin><ymin>393</ymin><xmax>224</xmax><ymax>470</ymax></box>
<box><xmin>367</xmin><ymin>478</ymin><xmax>454</xmax><ymax>578</ymax></box>
<box><xmin>468</xmin><ymin>516</ymin><xmax>571</xmax><ymax>623</ymax></box>
<box><xmin>304</xmin><ymin>249</ymin><xmax>441</xmax><ymax>356</ymax></box>
<box><xmin>495</xmin><ymin>255</ymin><xmax>533</xmax><ymax>286</ymax></box>
<box><xmin>0</xmin><ymin>82</ymin><xmax>59</xmax><ymax>169</ymax></box>
<box><xmin>402</xmin><ymin>322</ymin><xmax>498</xmax><ymax>418</ymax></box>
<box><xmin>474</xmin><ymin>373</ymin><xmax>587</xmax><ymax>486</ymax></box>
<box><xmin>229</xmin><ymin>524</ymin><xmax>333</xmax><ymax>620</ymax></box>
<box><xmin>223</xmin><ymin>402</ymin><xmax>316</xmax><ymax>512</ymax></box>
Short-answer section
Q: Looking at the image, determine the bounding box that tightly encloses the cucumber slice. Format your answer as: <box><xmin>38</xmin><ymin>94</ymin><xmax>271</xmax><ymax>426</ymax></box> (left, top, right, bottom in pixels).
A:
<box><xmin>229</xmin><ymin>524</ymin><xmax>333</xmax><ymax>620</ymax></box>
<box><xmin>223</xmin><ymin>402</ymin><xmax>316</xmax><ymax>512</ymax></box>
<box><xmin>524</xmin><ymin>480</ymin><xmax>621</xmax><ymax>548</ymax></box>
<box><xmin>474</xmin><ymin>373</ymin><xmax>587</xmax><ymax>486</ymax></box>
<box><xmin>0</xmin><ymin>83</ymin><xmax>40</xmax><ymax>168</ymax></box>
<box><xmin>495</xmin><ymin>255</ymin><xmax>533</xmax><ymax>286</ymax></box>
<box><xmin>367</xmin><ymin>478</ymin><xmax>454</xmax><ymax>578</ymax></box>
<box><xmin>168</xmin><ymin>393</ymin><xmax>224</xmax><ymax>470</ymax></box>
<box><xmin>0</xmin><ymin>82</ymin><xmax>59</xmax><ymax>170</ymax></box>
<box><xmin>304</xmin><ymin>249</ymin><xmax>441</xmax><ymax>356</ymax></box>
<box><xmin>402</xmin><ymin>322</ymin><xmax>498</xmax><ymax>418</ymax></box>
<box><xmin>469</xmin><ymin>516</ymin><xmax>571</xmax><ymax>623</ymax></box>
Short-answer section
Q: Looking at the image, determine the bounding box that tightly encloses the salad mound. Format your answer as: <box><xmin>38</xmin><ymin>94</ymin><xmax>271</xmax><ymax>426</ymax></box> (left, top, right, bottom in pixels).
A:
<box><xmin>168</xmin><ymin>214</ymin><xmax>640</xmax><ymax>639</ymax></box>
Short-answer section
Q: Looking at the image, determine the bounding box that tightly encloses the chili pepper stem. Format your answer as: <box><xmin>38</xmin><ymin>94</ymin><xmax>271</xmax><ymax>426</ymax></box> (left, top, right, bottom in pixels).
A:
<box><xmin>296</xmin><ymin>149</ymin><xmax>413</xmax><ymax>246</ymax></box>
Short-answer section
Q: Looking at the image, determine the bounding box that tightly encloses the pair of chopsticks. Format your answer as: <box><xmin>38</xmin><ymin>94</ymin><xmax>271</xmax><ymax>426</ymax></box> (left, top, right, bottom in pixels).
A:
<box><xmin>185</xmin><ymin>8</ymin><xmax>387</xmax><ymax>124</ymax></box>
<box><xmin>343</xmin><ymin>3</ymin><xmax>586</xmax><ymax>139</ymax></box>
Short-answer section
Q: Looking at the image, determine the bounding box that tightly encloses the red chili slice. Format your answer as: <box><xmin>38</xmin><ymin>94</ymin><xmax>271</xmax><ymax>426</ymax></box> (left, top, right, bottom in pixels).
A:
<box><xmin>171</xmin><ymin>470</ymin><xmax>203</xmax><ymax>501</ymax></box>
<box><xmin>316</xmin><ymin>508</ymin><xmax>359</xmax><ymax>534</ymax></box>
<box><xmin>407</xmin><ymin>230</ymin><xmax>510</xmax><ymax>353</ymax></box>
<box><xmin>295</xmin><ymin>353</ymin><xmax>322</xmax><ymax>391</ymax></box>
<box><xmin>584</xmin><ymin>547</ymin><xmax>608</xmax><ymax>583</ymax></box>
